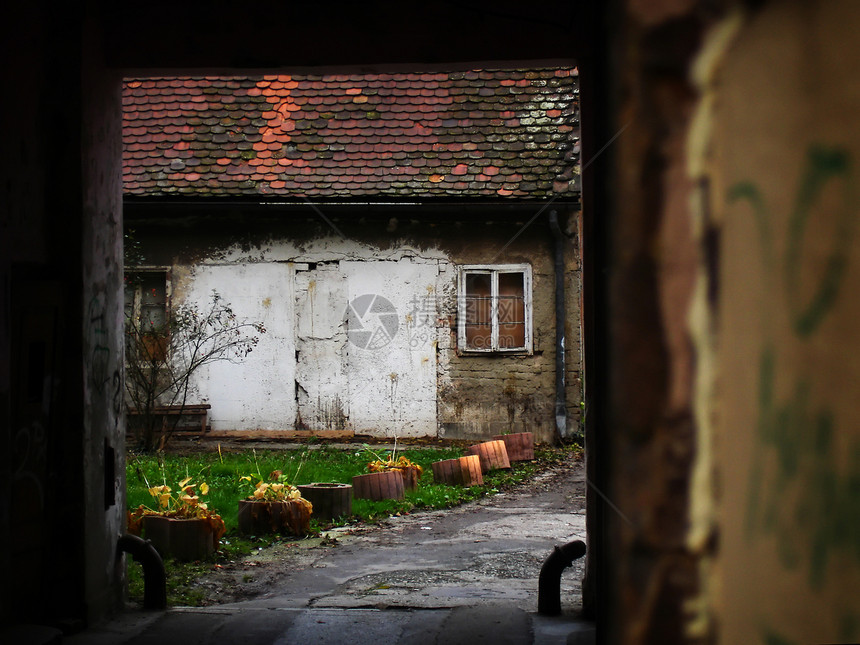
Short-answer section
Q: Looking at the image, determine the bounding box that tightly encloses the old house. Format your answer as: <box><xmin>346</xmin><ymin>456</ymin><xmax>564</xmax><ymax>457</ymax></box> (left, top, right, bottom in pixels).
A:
<box><xmin>122</xmin><ymin>68</ymin><xmax>582</xmax><ymax>444</ymax></box>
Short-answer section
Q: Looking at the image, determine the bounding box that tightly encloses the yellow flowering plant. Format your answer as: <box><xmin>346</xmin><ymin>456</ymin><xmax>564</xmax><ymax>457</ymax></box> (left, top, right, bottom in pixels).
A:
<box><xmin>239</xmin><ymin>450</ymin><xmax>313</xmax><ymax>516</ymax></box>
<box><xmin>127</xmin><ymin>472</ymin><xmax>226</xmax><ymax>542</ymax></box>
<box><xmin>148</xmin><ymin>476</ymin><xmax>211</xmax><ymax>514</ymax></box>
<box><xmin>239</xmin><ymin>470</ymin><xmax>312</xmax><ymax>513</ymax></box>
<box><xmin>366</xmin><ymin>454</ymin><xmax>424</xmax><ymax>478</ymax></box>
<box><xmin>363</xmin><ymin>440</ymin><xmax>424</xmax><ymax>478</ymax></box>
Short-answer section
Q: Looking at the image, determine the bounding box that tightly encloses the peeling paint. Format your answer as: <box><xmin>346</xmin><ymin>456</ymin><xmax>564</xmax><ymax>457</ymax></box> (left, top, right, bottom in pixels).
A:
<box><xmin>141</xmin><ymin>219</ymin><xmax>581</xmax><ymax>441</ymax></box>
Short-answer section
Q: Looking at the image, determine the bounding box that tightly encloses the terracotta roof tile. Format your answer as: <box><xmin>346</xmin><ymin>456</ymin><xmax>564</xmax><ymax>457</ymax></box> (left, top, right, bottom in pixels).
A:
<box><xmin>123</xmin><ymin>67</ymin><xmax>579</xmax><ymax>200</ymax></box>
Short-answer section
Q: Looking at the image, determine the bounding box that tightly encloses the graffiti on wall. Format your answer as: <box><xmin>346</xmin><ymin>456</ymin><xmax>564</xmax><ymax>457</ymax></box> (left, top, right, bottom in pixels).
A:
<box><xmin>729</xmin><ymin>145</ymin><xmax>860</xmax><ymax>642</ymax></box>
<box><xmin>86</xmin><ymin>291</ymin><xmax>122</xmax><ymax>425</ymax></box>
<box><xmin>87</xmin><ymin>294</ymin><xmax>111</xmax><ymax>394</ymax></box>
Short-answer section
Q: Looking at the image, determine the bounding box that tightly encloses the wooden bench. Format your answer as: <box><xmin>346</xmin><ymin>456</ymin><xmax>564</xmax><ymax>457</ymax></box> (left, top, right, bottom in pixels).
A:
<box><xmin>128</xmin><ymin>404</ymin><xmax>211</xmax><ymax>437</ymax></box>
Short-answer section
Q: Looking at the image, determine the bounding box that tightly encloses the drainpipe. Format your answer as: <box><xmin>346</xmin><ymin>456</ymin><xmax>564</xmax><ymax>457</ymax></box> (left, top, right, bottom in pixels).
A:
<box><xmin>548</xmin><ymin>210</ymin><xmax>567</xmax><ymax>441</ymax></box>
<box><xmin>118</xmin><ymin>534</ymin><xmax>167</xmax><ymax>610</ymax></box>
<box><xmin>538</xmin><ymin>539</ymin><xmax>587</xmax><ymax>615</ymax></box>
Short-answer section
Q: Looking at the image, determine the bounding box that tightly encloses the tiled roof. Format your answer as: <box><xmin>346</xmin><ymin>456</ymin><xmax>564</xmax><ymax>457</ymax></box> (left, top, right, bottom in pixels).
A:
<box><xmin>123</xmin><ymin>68</ymin><xmax>579</xmax><ymax>200</ymax></box>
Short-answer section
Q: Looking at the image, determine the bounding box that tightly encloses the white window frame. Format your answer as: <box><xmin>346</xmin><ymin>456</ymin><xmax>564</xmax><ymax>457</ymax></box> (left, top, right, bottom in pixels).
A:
<box><xmin>457</xmin><ymin>264</ymin><xmax>533</xmax><ymax>354</ymax></box>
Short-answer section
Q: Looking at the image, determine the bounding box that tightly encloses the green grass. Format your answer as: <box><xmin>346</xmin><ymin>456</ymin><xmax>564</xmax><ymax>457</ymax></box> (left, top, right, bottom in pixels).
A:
<box><xmin>125</xmin><ymin>442</ymin><xmax>582</xmax><ymax>606</ymax></box>
<box><xmin>126</xmin><ymin>445</ymin><xmax>472</xmax><ymax>532</ymax></box>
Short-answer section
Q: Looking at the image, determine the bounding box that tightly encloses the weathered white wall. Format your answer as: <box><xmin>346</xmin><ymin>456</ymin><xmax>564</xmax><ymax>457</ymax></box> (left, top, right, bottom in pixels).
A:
<box><xmin>342</xmin><ymin>258</ymin><xmax>439</xmax><ymax>437</ymax></box>
<box><xmin>181</xmin><ymin>262</ymin><xmax>297</xmax><ymax>430</ymax></box>
<box><xmin>164</xmin><ymin>226</ymin><xmax>580</xmax><ymax>442</ymax></box>
<box><xmin>295</xmin><ymin>262</ymin><xmax>349</xmax><ymax>430</ymax></box>
<box><xmin>174</xmin><ymin>238</ymin><xmax>445</xmax><ymax>437</ymax></box>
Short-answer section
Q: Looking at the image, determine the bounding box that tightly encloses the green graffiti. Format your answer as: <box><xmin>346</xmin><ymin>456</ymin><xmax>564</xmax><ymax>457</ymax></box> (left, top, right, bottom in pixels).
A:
<box><xmin>729</xmin><ymin>145</ymin><xmax>855</xmax><ymax>338</ymax></box>
<box><xmin>747</xmin><ymin>344</ymin><xmax>860</xmax><ymax>589</ymax></box>
<box><xmin>728</xmin><ymin>181</ymin><xmax>774</xmax><ymax>273</ymax></box>
<box><xmin>736</xmin><ymin>145</ymin><xmax>860</xmax><ymax>590</ymax></box>
<box><xmin>761</xmin><ymin>630</ymin><xmax>797</xmax><ymax>645</ymax></box>
<box><xmin>786</xmin><ymin>146</ymin><xmax>854</xmax><ymax>337</ymax></box>
<box><xmin>744</xmin><ymin>346</ymin><xmax>774</xmax><ymax>538</ymax></box>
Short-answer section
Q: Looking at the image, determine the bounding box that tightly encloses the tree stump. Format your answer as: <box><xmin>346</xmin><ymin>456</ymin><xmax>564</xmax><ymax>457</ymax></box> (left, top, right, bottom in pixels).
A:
<box><xmin>352</xmin><ymin>470</ymin><xmax>405</xmax><ymax>501</ymax></box>
<box><xmin>431</xmin><ymin>455</ymin><xmax>484</xmax><ymax>486</ymax></box>
<box><xmin>297</xmin><ymin>483</ymin><xmax>352</xmax><ymax>521</ymax></box>
<box><xmin>493</xmin><ymin>432</ymin><xmax>535</xmax><ymax>462</ymax></box>
<box><xmin>467</xmin><ymin>439</ymin><xmax>511</xmax><ymax>473</ymax></box>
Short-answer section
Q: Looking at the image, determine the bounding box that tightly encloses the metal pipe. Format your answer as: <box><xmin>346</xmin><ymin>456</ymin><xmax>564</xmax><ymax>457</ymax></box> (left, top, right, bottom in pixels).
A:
<box><xmin>538</xmin><ymin>539</ymin><xmax>587</xmax><ymax>615</ymax></box>
<box><xmin>118</xmin><ymin>534</ymin><xmax>167</xmax><ymax>610</ymax></box>
<box><xmin>548</xmin><ymin>209</ymin><xmax>567</xmax><ymax>441</ymax></box>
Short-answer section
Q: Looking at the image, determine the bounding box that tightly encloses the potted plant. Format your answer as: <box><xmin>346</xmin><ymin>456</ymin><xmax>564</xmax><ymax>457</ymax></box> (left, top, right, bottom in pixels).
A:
<box><xmin>237</xmin><ymin>469</ymin><xmax>313</xmax><ymax>536</ymax></box>
<box><xmin>296</xmin><ymin>482</ymin><xmax>352</xmax><ymax>522</ymax></box>
<box><xmin>366</xmin><ymin>454</ymin><xmax>424</xmax><ymax>491</ymax></box>
<box><xmin>361</xmin><ymin>441</ymin><xmax>424</xmax><ymax>491</ymax></box>
<box><xmin>431</xmin><ymin>454</ymin><xmax>483</xmax><ymax>486</ymax></box>
<box><xmin>128</xmin><ymin>474</ymin><xmax>226</xmax><ymax>562</ymax></box>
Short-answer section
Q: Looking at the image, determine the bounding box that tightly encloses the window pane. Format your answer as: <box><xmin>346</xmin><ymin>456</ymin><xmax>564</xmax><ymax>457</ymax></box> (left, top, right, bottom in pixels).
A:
<box><xmin>464</xmin><ymin>273</ymin><xmax>492</xmax><ymax>349</ymax></box>
<box><xmin>498</xmin><ymin>272</ymin><xmax>525</xmax><ymax>348</ymax></box>
<box><xmin>139</xmin><ymin>274</ymin><xmax>167</xmax><ymax>331</ymax></box>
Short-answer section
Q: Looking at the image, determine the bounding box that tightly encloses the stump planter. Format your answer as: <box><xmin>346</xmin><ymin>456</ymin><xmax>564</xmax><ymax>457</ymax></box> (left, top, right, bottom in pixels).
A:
<box><xmin>352</xmin><ymin>470</ymin><xmax>405</xmax><ymax>501</ymax></box>
<box><xmin>493</xmin><ymin>432</ymin><xmax>535</xmax><ymax>462</ymax></box>
<box><xmin>467</xmin><ymin>439</ymin><xmax>511</xmax><ymax>474</ymax></box>
<box><xmin>392</xmin><ymin>465</ymin><xmax>421</xmax><ymax>491</ymax></box>
<box><xmin>142</xmin><ymin>516</ymin><xmax>217</xmax><ymax>562</ymax></box>
<box><xmin>237</xmin><ymin>499</ymin><xmax>311</xmax><ymax>536</ymax></box>
<box><xmin>431</xmin><ymin>455</ymin><xmax>484</xmax><ymax>486</ymax></box>
<box><xmin>297</xmin><ymin>483</ymin><xmax>352</xmax><ymax>521</ymax></box>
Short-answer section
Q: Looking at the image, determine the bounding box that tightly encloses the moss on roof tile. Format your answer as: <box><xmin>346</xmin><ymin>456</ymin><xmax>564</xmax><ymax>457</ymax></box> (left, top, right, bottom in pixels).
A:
<box><xmin>123</xmin><ymin>67</ymin><xmax>580</xmax><ymax>201</ymax></box>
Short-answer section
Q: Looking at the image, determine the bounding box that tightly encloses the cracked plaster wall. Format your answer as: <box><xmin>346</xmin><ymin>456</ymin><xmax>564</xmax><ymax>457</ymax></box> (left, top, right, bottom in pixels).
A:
<box><xmin>136</xmin><ymin>214</ymin><xmax>581</xmax><ymax>441</ymax></box>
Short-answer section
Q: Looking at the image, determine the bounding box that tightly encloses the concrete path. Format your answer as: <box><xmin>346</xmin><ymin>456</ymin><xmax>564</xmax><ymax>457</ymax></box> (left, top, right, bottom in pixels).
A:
<box><xmin>66</xmin><ymin>457</ymin><xmax>593</xmax><ymax>644</ymax></box>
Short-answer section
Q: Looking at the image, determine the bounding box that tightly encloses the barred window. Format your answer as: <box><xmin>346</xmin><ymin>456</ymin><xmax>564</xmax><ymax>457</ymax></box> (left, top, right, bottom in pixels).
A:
<box><xmin>458</xmin><ymin>265</ymin><xmax>532</xmax><ymax>353</ymax></box>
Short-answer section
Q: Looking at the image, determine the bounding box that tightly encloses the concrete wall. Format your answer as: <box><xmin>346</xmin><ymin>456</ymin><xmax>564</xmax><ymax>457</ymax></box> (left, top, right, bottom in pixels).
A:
<box><xmin>437</xmin><ymin>227</ymin><xmax>583</xmax><ymax>441</ymax></box>
<box><xmin>1</xmin><ymin>3</ymin><xmax>126</xmax><ymax>628</ymax></box>
<box><xmin>701</xmin><ymin>3</ymin><xmax>860</xmax><ymax>643</ymax></box>
<box><xmin>130</xmin><ymin>211</ymin><xmax>582</xmax><ymax>443</ymax></box>
<box><xmin>600</xmin><ymin>1</ymin><xmax>860</xmax><ymax>643</ymax></box>
<box><xmin>81</xmin><ymin>19</ymin><xmax>126</xmax><ymax>624</ymax></box>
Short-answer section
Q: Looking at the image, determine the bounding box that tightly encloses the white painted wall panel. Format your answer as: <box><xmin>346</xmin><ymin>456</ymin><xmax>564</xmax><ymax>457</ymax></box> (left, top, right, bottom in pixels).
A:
<box><xmin>175</xmin><ymin>239</ymin><xmax>450</xmax><ymax>438</ymax></box>
<box><xmin>181</xmin><ymin>263</ymin><xmax>296</xmax><ymax>430</ymax></box>
<box><xmin>342</xmin><ymin>259</ymin><xmax>438</xmax><ymax>437</ymax></box>
<box><xmin>295</xmin><ymin>264</ymin><xmax>349</xmax><ymax>430</ymax></box>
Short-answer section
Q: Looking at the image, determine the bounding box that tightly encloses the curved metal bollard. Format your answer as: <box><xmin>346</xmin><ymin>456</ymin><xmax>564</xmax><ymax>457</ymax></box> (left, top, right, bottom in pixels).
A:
<box><xmin>538</xmin><ymin>539</ymin><xmax>587</xmax><ymax>615</ymax></box>
<box><xmin>118</xmin><ymin>533</ymin><xmax>167</xmax><ymax>610</ymax></box>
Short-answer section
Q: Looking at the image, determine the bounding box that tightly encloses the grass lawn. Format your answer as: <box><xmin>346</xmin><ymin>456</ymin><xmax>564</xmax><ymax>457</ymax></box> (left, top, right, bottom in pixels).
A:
<box><xmin>125</xmin><ymin>442</ymin><xmax>581</xmax><ymax>606</ymax></box>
